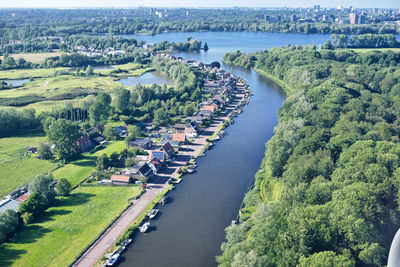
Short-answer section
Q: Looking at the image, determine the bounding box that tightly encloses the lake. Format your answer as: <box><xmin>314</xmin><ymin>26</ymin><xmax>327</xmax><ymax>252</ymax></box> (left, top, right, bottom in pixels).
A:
<box><xmin>118</xmin><ymin>32</ymin><xmax>330</xmax><ymax>267</ymax></box>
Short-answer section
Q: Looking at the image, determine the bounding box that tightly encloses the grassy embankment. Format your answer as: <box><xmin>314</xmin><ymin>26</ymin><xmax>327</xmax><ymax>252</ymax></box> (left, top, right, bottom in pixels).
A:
<box><xmin>0</xmin><ymin>186</ymin><xmax>141</xmax><ymax>267</ymax></box>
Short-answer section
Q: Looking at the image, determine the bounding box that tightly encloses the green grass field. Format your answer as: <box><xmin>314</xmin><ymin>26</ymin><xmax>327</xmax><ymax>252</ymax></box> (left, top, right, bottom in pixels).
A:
<box><xmin>0</xmin><ymin>132</ymin><xmax>59</xmax><ymax>197</ymax></box>
<box><xmin>0</xmin><ymin>68</ymin><xmax>71</xmax><ymax>80</ymax></box>
<box><xmin>0</xmin><ymin>52</ymin><xmax>65</xmax><ymax>64</ymax></box>
<box><xmin>53</xmin><ymin>141</ymin><xmax>126</xmax><ymax>187</ymax></box>
<box><xmin>0</xmin><ymin>76</ymin><xmax>117</xmax><ymax>99</ymax></box>
<box><xmin>0</xmin><ymin>186</ymin><xmax>141</xmax><ymax>267</ymax></box>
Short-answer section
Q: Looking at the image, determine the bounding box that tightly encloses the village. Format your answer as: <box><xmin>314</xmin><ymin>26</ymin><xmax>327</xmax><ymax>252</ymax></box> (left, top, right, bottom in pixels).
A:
<box><xmin>0</xmin><ymin>53</ymin><xmax>250</xmax><ymax>266</ymax></box>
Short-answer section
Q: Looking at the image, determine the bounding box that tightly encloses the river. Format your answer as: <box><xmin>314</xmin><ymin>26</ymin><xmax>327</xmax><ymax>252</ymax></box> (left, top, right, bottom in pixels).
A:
<box><xmin>118</xmin><ymin>32</ymin><xmax>329</xmax><ymax>267</ymax></box>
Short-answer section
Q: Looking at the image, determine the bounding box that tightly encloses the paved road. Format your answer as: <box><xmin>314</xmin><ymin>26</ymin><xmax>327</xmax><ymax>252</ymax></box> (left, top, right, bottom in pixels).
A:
<box><xmin>73</xmin><ymin>91</ymin><xmax>245</xmax><ymax>267</ymax></box>
<box><xmin>74</xmin><ymin>184</ymin><xmax>167</xmax><ymax>267</ymax></box>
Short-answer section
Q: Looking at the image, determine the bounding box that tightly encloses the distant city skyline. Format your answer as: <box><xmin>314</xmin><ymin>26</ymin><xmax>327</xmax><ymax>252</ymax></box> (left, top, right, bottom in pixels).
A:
<box><xmin>0</xmin><ymin>0</ymin><xmax>399</xmax><ymax>9</ymax></box>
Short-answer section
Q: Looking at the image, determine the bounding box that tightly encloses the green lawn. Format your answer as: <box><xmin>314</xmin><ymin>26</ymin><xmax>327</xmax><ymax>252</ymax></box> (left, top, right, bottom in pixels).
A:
<box><xmin>0</xmin><ymin>158</ymin><xmax>57</xmax><ymax>198</ymax></box>
<box><xmin>0</xmin><ymin>68</ymin><xmax>69</xmax><ymax>80</ymax></box>
<box><xmin>0</xmin><ymin>186</ymin><xmax>141</xmax><ymax>267</ymax></box>
<box><xmin>0</xmin><ymin>132</ymin><xmax>59</xmax><ymax>197</ymax></box>
<box><xmin>53</xmin><ymin>141</ymin><xmax>126</xmax><ymax>187</ymax></box>
<box><xmin>0</xmin><ymin>76</ymin><xmax>117</xmax><ymax>99</ymax></box>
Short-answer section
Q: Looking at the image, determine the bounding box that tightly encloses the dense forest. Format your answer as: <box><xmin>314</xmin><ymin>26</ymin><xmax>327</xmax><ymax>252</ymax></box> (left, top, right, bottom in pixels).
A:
<box><xmin>220</xmin><ymin>47</ymin><xmax>400</xmax><ymax>266</ymax></box>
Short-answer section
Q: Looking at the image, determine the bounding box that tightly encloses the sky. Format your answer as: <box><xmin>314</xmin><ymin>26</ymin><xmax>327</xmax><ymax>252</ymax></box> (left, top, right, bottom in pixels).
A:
<box><xmin>0</xmin><ymin>0</ymin><xmax>399</xmax><ymax>9</ymax></box>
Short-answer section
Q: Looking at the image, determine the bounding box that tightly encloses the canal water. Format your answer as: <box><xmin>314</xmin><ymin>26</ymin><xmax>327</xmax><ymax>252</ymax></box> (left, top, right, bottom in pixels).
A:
<box><xmin>118</xmin><ymin>32</ymin><xmax>329</xmax><ymax>267</ymax></box>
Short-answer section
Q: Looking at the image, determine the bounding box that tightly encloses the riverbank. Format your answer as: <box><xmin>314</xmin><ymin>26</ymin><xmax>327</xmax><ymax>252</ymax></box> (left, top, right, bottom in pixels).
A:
<box><xmin>72</xmin><ymin>70</ymin><xmax>250</xmax><ymax>267</ymax></box>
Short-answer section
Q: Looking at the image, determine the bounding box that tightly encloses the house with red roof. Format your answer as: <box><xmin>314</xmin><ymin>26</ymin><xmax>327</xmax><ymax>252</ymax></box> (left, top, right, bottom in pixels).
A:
<box><xmin>110</xmin><ymin>175</ymin><xmax>131</xmax><ymax>185</ymax></box>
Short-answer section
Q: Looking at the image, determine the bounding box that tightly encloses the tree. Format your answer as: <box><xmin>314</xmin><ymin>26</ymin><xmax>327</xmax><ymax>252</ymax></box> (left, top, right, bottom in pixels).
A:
<box><xmin>89</xmin><ymin>93</ymin><xmax>112</xmax><ymax>125</ymax></box>
<box><xmin>47</xmin><ymin>119</ymin><xmax>81</xmax><ymax>162</ymax></box>
<box><xmin>0</xmin><ymin>209</ymin><xmax>19</xmax><ymax>243</ymax></box>
<box><xmin>126</xmin><ymin>125</ymin><xmax>142</xmax><ymax>141</ymax></box>
<box><xmin>56</xmin><ymin>178</ymin><xmax>71</xmax><ymax>196</ymax></box>
<box><xmin>103</xmin><ymin>124</ymin><xmax>118</xmax><ymax>140</ymax></box>
<box><xmin>96</xmin><ymin>154</ymin><xmax>109</xmax><ymax>170</ymax></box>
<box><xmin>298</xmin><ymin>251</ymin><xmax>354</xmax><ymax>267</ymax></box>
<box><xmin>113</xmin><ymin>87</ymin><xmax>131</xmax><ymax>115</ymax></box>
<box><xmin>153</xmin><ymin>108</ymin><xmax>170</xmax><ymax>126</ymax></box>
<box><xmin>38</xmin><ymin>143</ymin><xmax>52</xmax><ymax>160</ymax></box>
<box><xmin>86</xmin><ymin>65</ymin><xmax>93</xmax><ymax>76</ymax></box>
<box><xmin>204</xmin><ymin>42</ymin><xmax>209</xmax><ymax>52</ymax></box>
<box><xmin>29</xmin><ymin>174</ymin><xmax>55</xmax><ymax>204</ymax></box>
<box><xmin>109</xmin><ymin>152</ymin><xmax>120</xmax><ymax>167</ymax></box>
<box><xmin>211</xmin><ymin>61</ymin><xmax>221</xmax><ymax>68</ymax></box>
<box><xmin>19</xmin><ymin>192</ymin><xmax>47</xmax><ymax>217</ymax></box>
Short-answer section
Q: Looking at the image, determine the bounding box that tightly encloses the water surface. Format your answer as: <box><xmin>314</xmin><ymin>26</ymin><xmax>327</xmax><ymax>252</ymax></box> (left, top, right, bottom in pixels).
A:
<box><xmin>118</xmin><ymin>32</ymin><xmax>329</xmax><ymax>267</ymax></box>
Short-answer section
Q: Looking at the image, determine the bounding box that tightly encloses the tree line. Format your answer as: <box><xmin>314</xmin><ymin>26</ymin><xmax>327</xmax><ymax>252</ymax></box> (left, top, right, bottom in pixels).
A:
<box><xmin>219</xmin><ymin>47</ymin><xmax>400</xmax><ymax>266</ymax></box>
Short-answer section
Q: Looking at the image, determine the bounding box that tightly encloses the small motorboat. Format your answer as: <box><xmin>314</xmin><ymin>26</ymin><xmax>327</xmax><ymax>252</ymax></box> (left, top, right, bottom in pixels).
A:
<box><xmin>186</xmin><ymin>168</ymin><xmax>195</xmax><ymax>174</ymax></box>
<box><xmin>107</xmin><ymin>253</ymin><xmax>120</xmax><ymax>266</ymax></box>
<box><xmin>147</xmin><ymin>209</ymin><xmax>159</xmax><ymax>219</ymax></box>
<box><xmin>140</xmin><ymin>222</ymin><xmax>150</xmax><ymax>233</ymax></box>
<box><xmin>123</xmin><ymin>238</ymin><xmax>132</xmax><ymax>246</ymax></box>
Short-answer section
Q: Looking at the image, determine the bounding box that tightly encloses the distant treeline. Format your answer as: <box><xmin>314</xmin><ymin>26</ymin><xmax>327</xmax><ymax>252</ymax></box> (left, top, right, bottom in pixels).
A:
<box><xmin>220</xmin><ymin>47</ymin><xmax>400</xmax><ymax>266</ymax></box>
<box><xmin>328</xmin><ymin>33</ymin><xmax>400</xmax><ymax>48</ymax></box>
<box><xmin>0</xmin><ymin>9</ymin><xmax>398</xmax><ymax>54</ymax></box>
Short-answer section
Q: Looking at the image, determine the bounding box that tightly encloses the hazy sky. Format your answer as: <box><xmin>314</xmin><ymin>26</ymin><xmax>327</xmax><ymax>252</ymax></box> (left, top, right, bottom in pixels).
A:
<box><xmin>0</xmin><ymin>0</ymin><xmax>399</xmax><ymax>9</ymax></box>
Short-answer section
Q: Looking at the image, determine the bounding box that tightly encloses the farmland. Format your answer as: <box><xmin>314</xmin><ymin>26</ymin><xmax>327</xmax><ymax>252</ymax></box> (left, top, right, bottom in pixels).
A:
<box><xmin>0</xmin><ymin>186</ymin><xmax>141</xmax><ymax>267</ymax></box>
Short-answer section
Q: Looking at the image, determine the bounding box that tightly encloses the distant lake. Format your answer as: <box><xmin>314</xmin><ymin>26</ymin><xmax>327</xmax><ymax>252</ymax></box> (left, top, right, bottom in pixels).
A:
<box><xmin>118</xmin><ymin>71</ymin><xmax>173</xmax><ymax>86</ymax></box>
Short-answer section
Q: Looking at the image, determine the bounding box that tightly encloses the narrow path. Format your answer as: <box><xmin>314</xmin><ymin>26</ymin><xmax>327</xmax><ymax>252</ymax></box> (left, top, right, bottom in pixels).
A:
<box><xmin>73</xmin><ymin>91</ymin><xmax>246</xmax><ymax>267</ymax></box>
<box><xmin>74</xmin><ymin>185</ymin><xmax>167</xmax><ymax>267</ymax></box>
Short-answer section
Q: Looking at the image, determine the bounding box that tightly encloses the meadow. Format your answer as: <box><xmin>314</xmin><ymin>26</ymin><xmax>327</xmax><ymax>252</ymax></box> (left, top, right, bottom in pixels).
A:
<box><xmin>0</xmin><ymin>186</ymin><xmax>141</xmax><ymax>267</ymax></box>
<box><xmin>0</xmin><ymin>132</ymin><xmax>58</xmax><ymax>197</ymax></box>
<box><xmin>0</xmin><ymin>52</ymin><xmax>64</xmax><ymax>64</ymax></box>
<box><xmin>53</xmin><ymin>140</ymin><xmax>126</xmax><ymax>187</ymax></box>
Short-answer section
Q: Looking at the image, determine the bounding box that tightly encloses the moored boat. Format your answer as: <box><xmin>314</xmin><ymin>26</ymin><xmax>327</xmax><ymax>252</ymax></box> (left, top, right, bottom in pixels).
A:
<box><xmin>147</xmin><ymin>209</ymin><xmax>159</xmax><ymax>219</ymax></box>
<box><xmin>106</xmin><ymin>253</ymin><xmax>120</xmax><ymax>266</ymax></box>
<box><xmin>140</xmin><ymin>222</ymin><xmax>150</xmax><ymax>233</ymax></box>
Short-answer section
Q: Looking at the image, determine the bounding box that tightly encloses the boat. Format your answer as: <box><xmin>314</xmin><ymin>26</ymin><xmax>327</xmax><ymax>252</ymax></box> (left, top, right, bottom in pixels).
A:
<box><xmin>171</xmin><ymin>186</ymin><xmax>176</xmax><ymax>190</ymax></box>
<box><xmin>214</xmin><ymin>135</ymin><xmax>220</xmax><ymax>141</ymax></box>
<box><xmin>118</xmin><ymin>245</ymin><xmax>126</xmax><ymax>253</ymax></box>
<box><xmin>160</xmin><ymin>196</ymin><xmax>169</xmax><ymax>205</ymax></box>
<box><xmin>186</xmin><ymin>168</ymin><xmax>195</xmax><ymax>174</ymax></box>
<box><xmin>188</xmin><ymin>164</ymin><xmax>196</xmax><ymax>169</ymax></box>
<box><xmin>140</xmin><ymin>222</ymin><xmax>150</xmax><ymax>233</ymax></box>
<box><xmin>106</xmin><ymin>253</ymin><xmax>120</xmax><ymax>266</ymax></box>
<box><xmin>147</xmin><ymin>209</ymin><xmax>159</xmax><ymax>219</ymax></box>
<box><xmin>123</xmin><ymin>238</ymin><xmax>132</xmax><ymax>246</ymax></box>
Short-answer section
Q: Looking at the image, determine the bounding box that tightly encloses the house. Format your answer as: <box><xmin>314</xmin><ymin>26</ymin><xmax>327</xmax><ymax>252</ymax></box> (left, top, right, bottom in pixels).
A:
<box><xmin>211</xmin><ymin>96</ymin><xmax>225</xmax><ymax>108</ymax></box>
<box><xmin>172</xmin><ymin>133</ymin><xmax>188</xmax><ymax>145</ymax></box>
<box><xmin>26</xmin><ymin>146</ymin><xmax>38</xmax><ymax>154</ymax></box>
<box><xmin>127</xmin><ymin>138</ymin><xmax>152</xmax><ymax>150</ymax></box>
<box><xmin>92</xmin><ymin>135</ymin><xmax>107</xmax><ymax>145</ymax></box>
<box><xmin>138</xmin><ymin>163</ymin><xmax>154</xmax><ymax>178</ymax></box>
<box><xmin>174</xmin><ymin>123</ymin><xmax>186</xmax><ymax>133</ymax></box>
<box><xmin>78</xmin><ymin>136</ymin><xmax>94</xmax><ymax>152</ymax></box>
<box><xmin>161</xmin><ymin>141</ymin><xmax>175</xmax><ymax>159</ymax></box>
<box><xmin>184</xmin><ymin>123</ymin><xmax>198</xmax><ymax>138</ymax></box>
<box><xmin>148</xmin><ymin>157</ymin><xmax>163</xmax><ymax>173</ymax></box>
<box><xmin>199</xmin><ymin>110</ymin><xmax>213</xmax><ymax>120</ymax></box>
<box><xmin>148</xmin><ymin>150</ymin><xmax>167</xmax><ymax>162</ymax></box>
<box><xmin>111</xmin><ymin>175</ymin><xmax>131</xmax><ymax>185</ymax></box>
<box><xmin>202</xmin><ymin>103</ymin><xmax>218</xmax><ymax>113</ymax></box>
<box><xmin>115</xmin><ymin>126</ymin><xmax>128</xmax><ymax>138</ymax></box>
